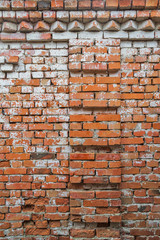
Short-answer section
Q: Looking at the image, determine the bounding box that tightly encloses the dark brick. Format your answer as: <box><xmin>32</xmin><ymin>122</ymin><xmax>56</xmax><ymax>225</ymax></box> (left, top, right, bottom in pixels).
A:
<box><xmin>30</xmin><ymin>153</ymin><xmax>55</xmax><ymax>160</ymax></box>
<box><xmin>38</xmin><ymin>1</ymin><xmax>51</xmax><ymax>10</ymax></box>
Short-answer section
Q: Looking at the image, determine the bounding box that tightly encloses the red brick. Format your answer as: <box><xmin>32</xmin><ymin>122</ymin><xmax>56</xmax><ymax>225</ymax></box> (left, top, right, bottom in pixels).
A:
<box><xmin>106</xmin><ymin>0</ymin><xmax>118</xmax><ymax>9</ymax></box>
<box><xmin>92</xmin><ymin>0</ymin><xmax>105</xmax><ymax>9</ymax></box>
<box><xmin>71</xmin><ymin>229</ymin><xmax>95</xmax><ymax>238</ymax></box>
<box><xmin>133</xmin><ymin>0</ymin><xmax>145</xmax><ymax>9</ymax></box>
<box><xmin>119</xmin><ymin>0</ymin><xmax>132</xmax><ymax>9</ymax></box>
<box><xmin>51</xmin><ymin>0</ymin><xmax>63</xmax><ymax>9</ymax></box>
<box><xmin>78</xmin><ymin>0</ymin><xmax>91</xmax><ymax>9</ymax></box>
<box><xmin>70</xmin><ymin>191</ymin><xmax>95</xmax><ymax>199</ymax></box>
<box><xmin>97</xmin><ymin>228</ymin><xmax>120</xmax><ymax>238</ymax></box>
<box><xmin>25</xmin><ymin>1</ymin><xmax>37</xmax><ymax>10</ymax></box>
<box><xmin>146</xmin><ymin>0</ymin><xmax>158</xmax><ymax>9</ymax></box>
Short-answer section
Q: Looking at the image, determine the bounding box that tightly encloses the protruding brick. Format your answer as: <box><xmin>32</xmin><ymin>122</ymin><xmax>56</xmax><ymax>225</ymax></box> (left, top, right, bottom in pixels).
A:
<box><xmin>51</xmin><ymin>21</ymin><xmax>67</xmax><ymax>32</ymax></box>
<box><xmin>29</xmin><ymin>11</ymin><xmax>42</xmax><ymax>22</ymax></box>
<box><xmin>57</xmin><ymin>11</ymin><xmax>69</xmax><ymax>22</ymax></box>
<box><xmin>43</xmin><ymin>11</ymin><xmax>56</xmax><ymax>23</ymax></box>
<box><xmin>19</xmin><ymin>21</ymin><xmax>33</xmax><ymax>32</ymax></box>
<box><xmin>65</xmin><ymin>0</ymin><xmax>77</xmax><ymax>10</ymax></box>
<box><xmin>3</xmin><ymin>11</ymin><xmax>16</xmax><ymax>22</ymax></box>
<box><xmin>2</xmin><ymin>22</ymin><xmax>17</xmax><ymax>33</ymax></box>
<box><xmin>16</xmin><ymin>11</ymin><xmax>29</xmax><ymax>22</ymax></box>
<box><xmin>138</xmin><ymin>19</ymin><xmax>155</xmax><ymax>30</ymax></box>
<box><xmin>70</xmin><ymin>11</ymin><xmax>83</xmax><ymax>21</ymax></box>
<box><xmin>103</xmin><ymin>20</ymin><xmax>120</xmax><ymax>31</ymax></box>
<box><xmin>85</xmin><ymin>20</ymin><xmax>102</xmax><ymax>31</ymax></box>
<box><xmin>34</xmin><ymin>21</ymin><xmax>50</xmax><ymax>32</ymax></box>
<box><xmin>122</xmin><ymin>20</ymin><xmax>138</xmax><ymax>31</ymax></box>
<box><xmin>83</xmin><ymin>11</ymin><xmax>96</xmax><ymax>23</ymax></box>
<box><xmin>97</xmin><ymin>11</ymin><xmax>110</xmax><ymax>22</ymax></box>
<box><xmin>68</xmin><ymin>21</ymin><xmax>84</xmax><ymax>31</ymax></box>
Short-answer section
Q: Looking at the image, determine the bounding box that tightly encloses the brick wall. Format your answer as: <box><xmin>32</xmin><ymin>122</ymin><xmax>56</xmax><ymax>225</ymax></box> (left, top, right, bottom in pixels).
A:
<box><xmin>0</xmin><ymin>0</ymin><xmax>160</xmax><ymax>239</ymax></box>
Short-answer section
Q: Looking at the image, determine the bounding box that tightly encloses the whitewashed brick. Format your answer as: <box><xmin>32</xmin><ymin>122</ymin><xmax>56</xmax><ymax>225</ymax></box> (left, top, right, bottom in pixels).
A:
<box><xmin>147</xmin><ymin>41</ymin><xmax>158</xmax><ymax>47</ymax></box>
<box><xmin>129</xmin><ymin>31</ymin><xmax>154</xmax><ymax>40</ymax></box>
<box><xmin>7</xmin><ymin>72</ymin><xmax>18</xmax><ymax>78</ymax></box>
<box><xmin>32</xmin><ymin>72</ymin><xmax>44</xmax><ymax>78</ymax></box>
<box><xmin>50</xmin><ymin>49</ymin><xmax>68</xmax><ymax>56</ymax></box>
<box><xmin>52</xmin><ymin>32</ymin><xmax>77</xmax><ymax>41</ymax></box>
<box><xmin>19</xmin><ymin>72</ymin><xmax>31</xmax><ymax>79</ymax></box>
<box><xmin>78</xmin><ymin>31</ymin><xmax>103</xmax><ymax>39</ymax></box>
<box><xmin>57</xmin><ymin>11</ymin><xmax>69</xmax><ymax>22</ymax></box>
<box><xmin>104</xmin><ymin>31</ymin><xmax>128</xmax><ymax>39</ymax></box>
<box><xmin>1</xmin><ymin>64</ymin><xmax>13</xmax><ymax>72</ymax></box>
<box><xmin>133</xmin><ymin>41</ymin><xmax>145</xmax><ymax>47</ymax></box>
<box><xmin>120</xmin><ymin>41</ymin><xmax>132</xmax><ymax>48</ymax></box>
<box><xmin>0</xmin><ymin>56</ymin><xmax>5</xmax><ymax>63</ymax></box>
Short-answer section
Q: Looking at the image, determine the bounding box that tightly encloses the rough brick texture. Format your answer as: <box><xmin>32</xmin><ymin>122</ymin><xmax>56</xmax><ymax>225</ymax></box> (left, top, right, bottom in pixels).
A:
<box><xmin>0</xmin><ymin>0</ymin><xmax>160</xmax><ymax>239</ymax></box>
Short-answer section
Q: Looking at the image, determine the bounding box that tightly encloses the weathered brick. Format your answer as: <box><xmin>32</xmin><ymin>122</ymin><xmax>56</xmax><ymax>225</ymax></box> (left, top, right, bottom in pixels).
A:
<box><xmin>0</xmin><ymin>3</ymin><xmax>159</xmax><ymax>240</ymax></box>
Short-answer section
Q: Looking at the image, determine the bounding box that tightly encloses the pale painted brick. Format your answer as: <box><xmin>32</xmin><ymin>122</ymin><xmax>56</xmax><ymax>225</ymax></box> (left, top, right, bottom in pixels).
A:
<box><xmin>57</xmin><ymin>11</ymin><xmax>69</xmax><ymax>22</ymax></box>
<box><xmin>0</xmin><ymin>79</ymin><xmax>14</xmax><ymax>85</ymax></box>
<box><xmin>120</xmin><ymin>41</ymin><xmax>132</xmax><ymax>48</ymax></box>
<box><xmin>2</xmin><ymin>22</ymin><xmax>17</xmax><ymax>32</ymax></box>
<box><xmin>19</xmin><ymin>72</ymin><xmax>31</xmax><ymax>79</ymax></box>
<box><xmin>7</xmin><ymin>72</ymin><xmax>18</xmax><ymax>78</ymax></box>
<box><xmin>27</xmin><ymin>32</ymin><xmax>51</xmax><ymax>42</ymax></box>
<box><xmin>52</xmin><ymin>32</ymin><xmax>77</xmax><ymax>41</ymax></box>
<box><xmin>32</xmin><ymin>71</ymin><xmax>44</xmax><ymax>78</ymax></box>
<box><xmin>50</xmin><ymin>49</ymin><xmax>68</xmax><ymax>56</ymax></box>
<box><xmin>129</xmin><ymin>31</ymin><xmax>154</xmax><ymax>40</ymax></box>
<box><xmin>0</xmin><ymin>56</ymin><xmax>5</xmax><ymax>63</ymax></box>
<box><xmin>45</xmin><ymin>72</ymin><xmax>57</xmax><ymax>78</ymax></box>
<box><xmin>0</xmin><ymin>42</ymin><xmax>8</xmax><ymax>49</ymax></box>
<box><xmin>0</xmin><ymin>11</ymin><xmax>2</xmax><ymax>22</ymax></box>
<box><xmin>155</xmin><ymin>31</ymin><xmax>160</xmax><ymax>39</ymax></box>
<box><xmin>57</xmin><ymin>42</ymin><xmax>68</xmax><ymax>48</ymax></box>
<box><xmin>104</xmin><ymin>31</ymin><xmax>128</xmax><ymax>40</ymax></box>
<box><xmin>78</xmin><ymin>31</ymin><xmax>103</xmax><ymax>39</ymax></box>
<box><xmin>147</xmin><ymin>41</ymin><xmax>158</xmax><ymax>47</ymax></box>
<box><xmin>34</xmin><ymin>87</ymin><xmax>45</xmax><ymax>93</ymax></box>
<box><xmin>45</xmin><ymin>42</ymin><xmax>57</xmax><ymax>49</ymax></box>
<box><xmin>1</xmin><ymin>64</ymin><xmax>13</xmax><ymax>72</ymax></box>
<box><xmin>22</xmin><ymin>86</ymin><xmax>33</xmax><ymax>93</ymax></box>
<box><xmin>124</xmin><ymin>11</ymin><xmax>136</xmax><ymax>20</ymax></box>
<box><xmin>133</xmin><ymin>41</ymin><xmax>145</xmax><ymax>47</ymax></box>
<box><xmin>0</xmin><ymin>87</ymin><xmax>9</xmax><ymax>93</ymax></box>
<box><xmin>0</xmin><ymin>72</ymin><xmax>5</xmax><ymax>78</ymax></box>
<box><xmin>121</xmin><ymin>48</ymin><xmax>138</xmax><ymax>56</ymax></box>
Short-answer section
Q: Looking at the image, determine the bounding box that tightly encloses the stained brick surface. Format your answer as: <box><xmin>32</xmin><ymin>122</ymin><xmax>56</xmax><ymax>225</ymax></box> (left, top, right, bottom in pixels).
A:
<box><xmin>0</xmin><ymin>1</ymin><xmax>160</xmax><ymax>239</ymax></box>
